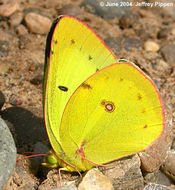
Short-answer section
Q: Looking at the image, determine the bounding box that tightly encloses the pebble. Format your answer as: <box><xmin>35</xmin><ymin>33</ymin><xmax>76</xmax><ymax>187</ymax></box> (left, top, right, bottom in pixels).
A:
<box><xmin>143</xmin><ymin>183</ymin><xmax>174</xmax><ymax>190</ymax></box>
<box><xmin>30</xmin><ymin>75</ymin><xmax>43</xmax><ymax>85</ymax></box>
<box><xmin>0</xmin><ymin>91</ymin><xmax>5</xmax><ymax>110</ymax></box>
<box><xmin>161</xmin><ymin>150</ymin><xmax>175</xmax><ymax>181</ymax></box>
<box><xmin>0</xmin><ymin>118</ymin><xmax>16</xmax><ymax>189</ymax></box>
<box><xmin>104</xmin><ymin>37</ymin><xmax>122</xmax><ymax>53</ymax></box>
<box><xmin>29</xmin><ymin>64</ymin><xmax>37</xmax><ymax>71</ymax></box>
<box><xmin>16</xmin><ymin>24</ymin><xmax>28</xmax><ymax>36</ymax></box>
<box><xmin>101</xmin><ymin>154</ymin><xmax>144</xmax><ymax>189</ymax></box>
<box><xmin>144</xmin><ymin>170</ymin><xmax>173</xmax><ymax>186</ymax></box>
<box><xmin>119</xmin><ymin>15</ymin><xmax>135</xmax><ymax>29</ymax></box>
<box><xmin>157</xmin><ymin>28</ymin><xmax>169</xmax><ymax>39</ymax></box>
<box><xmin>10</xmin><ymin>11</ymin><xmax>23</xmax><ymax>27</ymax></box>
<box><xmin>123</xmin><ymin>38</ymin><xmax>142</xmax><ymax>51</ymax></box>
<box><xmin>139</xmin><ymin>105</ymin><xmax>173</xmax><ymax>172</ymax></box>
<box><xmin>0</xmin><ymin>0</ymin><xmax>20</xmax><ymax>17</ymax></box>
<box><xmin>170</xmin><ymin>28</ymin><xmax>175</xmax><ymax>35</ymax></box>
<box><xmin>144</xmin><ymin>41</ymin><xmax>160</xmax><ymax>52</ymax></box>
<box><xmin>81</xmin><ymin>0</ymin><xmax>131</xmax><ymax>19</ymax></box>
<box><xmin>78</xmin><ymin>168</ymin><xmax>114</xmax><ymax>190</ymax></box>
<box><xmin>24</xmin><ymin>12</ymin><xmax>52</xmax><ymax>34</ymax></box>
<box><xmin>152</xmin><ymin>59</ymin><xmax>172</xmax><ymax>75</ymax></box>
<box><xmin>161</xmin><ymin>44</ymin><xmax>175</xmax><ymax>65</ymax></box>
<box><xmin>0</xmin><ymin>40</ymin><xmax>10</xmax><ymax>57</ymax></box>
<box><xmin>9</xmin><ymin>94</ymin><xmax>22</xmax><ymax>106</ymax></box>
<box><xmin>59</xmin><ymin>4</ymin><xmax>82</xmax><ymax>17</ymax></box>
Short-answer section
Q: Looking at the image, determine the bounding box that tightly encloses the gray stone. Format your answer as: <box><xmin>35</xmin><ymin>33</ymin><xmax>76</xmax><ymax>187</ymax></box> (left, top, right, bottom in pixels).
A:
<box><xmin>0</xmin><ymin>118</ymin><xmax>16</xmax><ymax>189</ymax></box>
<box><xmin>123</xmin><ymin>38</ymin><xmax>142</xmax><ymax>51</ymax></box>
<box><xmin>104</xmin><ymin>37</ymin><xmax>122</xmax><ymax>53</ymax></box>
<box><xmin>101</xmin><ymin>154</ymin><xmax>144</xmax><ymax>189</ymax></box>
<box><xmin>144</xmin><ymin>183</ymin><xmax>174</xmax><ymax>190</ymax></box>
<box><xmin>81</xmin><ymin>0</ymin><xmax>131</xmax><ymax>19</ymax></box>
<box><xmin>161</xmin><ymin>44</ymin><xmax>175</xmax><ymax>65</ymax></box>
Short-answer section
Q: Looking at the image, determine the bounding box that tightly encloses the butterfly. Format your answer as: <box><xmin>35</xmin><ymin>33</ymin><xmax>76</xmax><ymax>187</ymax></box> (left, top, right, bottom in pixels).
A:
<box><xmin>42</xmin><ymin>15</ymin><xmax>164</xmax><ymax>172</ymax></box>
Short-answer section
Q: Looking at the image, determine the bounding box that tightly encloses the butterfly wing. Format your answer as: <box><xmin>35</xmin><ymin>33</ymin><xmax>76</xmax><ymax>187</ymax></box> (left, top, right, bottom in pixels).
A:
<box><xmin>44</xmin><ymin>15</ymin><xmax>117</xmax><ymax>157</ymax></box>
<box><xmin>59</xmin><ymin>61</ymin><xmax>164</xmax><ymax>170</ymax></box>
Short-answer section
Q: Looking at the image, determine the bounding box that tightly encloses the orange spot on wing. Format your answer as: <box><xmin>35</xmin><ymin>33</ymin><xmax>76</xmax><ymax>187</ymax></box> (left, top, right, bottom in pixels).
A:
<box><xmin>76</xmin><ymin>141</ymin><xmax>86</xmax><ymax>163</ymax></box>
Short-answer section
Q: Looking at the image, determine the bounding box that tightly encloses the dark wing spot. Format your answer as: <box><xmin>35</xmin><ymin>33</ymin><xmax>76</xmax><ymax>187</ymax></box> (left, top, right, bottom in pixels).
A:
<box><xmin>54</xmin><ymin>40</ymin><xmax>57</xmax><ymax>44</ymax></box>
<box><xmin>143</xmin><ymin>125</ymin><xmax>148</xmax><ymax>128</ymax></box>
<box><xmin>51</xmin><ymin>50</ymin><xmax>54</xmax><ymax>54</ymax></box>
<box><xmin>71</xmin><ymin>39</ymin><xmax>75</xmax><ymax>44</ymax></box>
<box><xmin>81</xmin><ymin>83</ymin><xmax>92</xmax><ymax>89</ymax></box>
<box><xmin>58</xmin><ymin>86</ymin><xmax>68</xmax><ymax>92</ymax></box>
<box><xmin>88</xmin><ymin>55</ymin><xmax>92</xmax><ymax>60</ymax></box>
<box><xmin>96</xmin><ymin>68</ymin><xmax>99</xmax><ymax>72</ymax></box>
<box><xmin>137</xmin><ymin>93</ymin><xmax>142</xmax><ymax>100</ymax></box>
<box><xmin>120</xmin><ymin>78</ymin><xmax>123</xmax><ymax>82</ymax></box>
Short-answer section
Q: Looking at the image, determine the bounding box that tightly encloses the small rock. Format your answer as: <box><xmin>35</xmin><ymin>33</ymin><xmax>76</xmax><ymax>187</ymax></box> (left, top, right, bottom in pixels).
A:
<box><xmin>119</xmin><ymin>15</ymin><xmax>135</xmax><ymax>29</ymax></box>
<box><xmin>170</xmin><ymin>28</ymin><xmax>175</xmax><ymax>35</ymax></box>
<box><xmin>9</xmin><ymin>94</ymin><xmax>22</xmax><ymax>106</ymax></box>
<box><xmin>123</xmin><ymin>38</ymin><xmax>142</xmax><ymax>51</ymax></box>
<box><xmin>0</xmin><ymin>91</ymin><xmax>5</xmax><ymax>110</ymax></box>
<box><xmin>144</xmin><ymin>183</ymin><xmax>174</xmax><ymax>190</ymax></box>
<box><xmin>30</xmin><ymin>75</ymin><xmax>43</xmax><ymax>85</ymax></box>
<box><xmin>0</xmin><ymin>0</ymin><xmax>20</xmax><ymax>17</ymax></box>
<box><xmin>81</xmin><ymin>0</ymin><xmax>131</xmax><ymax>19</ymax></box>
<box><xmin>157</xmin><ymin>170</ymin><xmax>173</xmax><ymax>186</ymax></box>
<box><xmin>29</xmin><ymin>64</ymin><xmax>37</xmax><ymax>72</ymax></box>
<box><xmin>0</xmin><ymin>118</ymin><xmax>16</xmax><ymax>190</ymax></box>
<box><xmin>78</xmin><ymin>168</ymin><xmax>114</xmax><ymax>190</ymax></box>
<box><xmin>16</xmin><ymin>24</ymin><xmax>28</xmax><ymax>35</ymax></box>
<box><xmin>157</xmin><ymin>28</ymin><xmax>169</xmax><ymax>39</ymax></box>
<box><xmin>18</xmin><ymin>36</ymin><xmax>30</xmax><ymax>49</ymax></box>
<box><xmin>101</xmin><ymin>154</ymin><xmax>144</xmax><ymax>189</ymax></box>
<box><xmin>161</xmin><ymin>150</ymin><xmax>175</xmax><ymax>181</ymax></box>
<box><xmin>24</xmin><ymin>12</ymin><xmax>52</xmax><ymax>34</ymax></box>
<box><xmin>0</xmin><ymin>41</ymin><xmax>10</xmax><ymax>57</ymax></box>
<box><xmin>104</xmin><ymin>37</ymin><xmax>122</xmax><ymax>53</ymax></box>
<box><xmin>161</xmin><ymin>44</ymin><xmax>175</xmax><ymax>65</ymax></box>
<box><xmin>139</xmin><ymin>105</ymin><xmax>173</xmax><ymax>172</ymax></box>
<box><xmin>59</xmin><ymin>4</ymin><xmax>82</xmax><ymax>17</ymax></box>
<box><xmin>144</xmin><ymin>41</ymin><xmax>160</xmax><ymax>52</ymax></box>
<box><xmin>152</xmin><ymin>59</ymin><xmax>172</xmax><ymax>75</ymax></box>
<box><xmin>10</xmin><ymin>11</ymin><xmax>23</xmax><ymax>27</ymax></box>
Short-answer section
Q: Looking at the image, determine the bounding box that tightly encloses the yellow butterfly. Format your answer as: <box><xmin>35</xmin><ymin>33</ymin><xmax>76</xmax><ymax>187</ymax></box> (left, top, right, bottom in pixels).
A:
<box><xmin>43</xmin><ymin>15</ymin><xmax>164</xmax><ymax>172</ymax></box>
